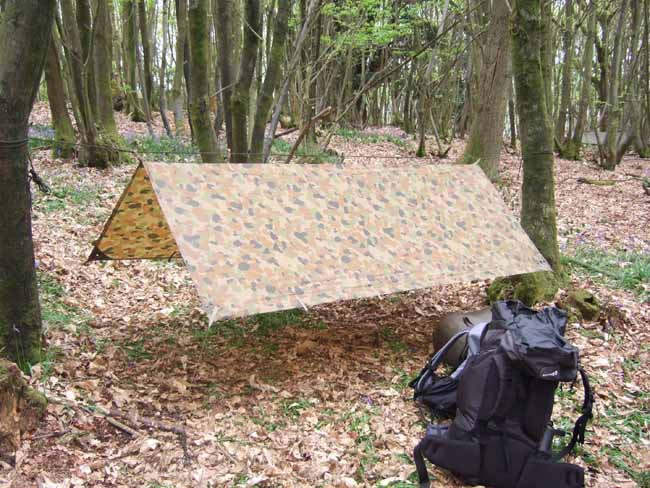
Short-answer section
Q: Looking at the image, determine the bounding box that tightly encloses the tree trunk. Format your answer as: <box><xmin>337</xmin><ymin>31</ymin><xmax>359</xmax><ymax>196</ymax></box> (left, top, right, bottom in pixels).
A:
<box><xmin>94</xmin><ymin>0</ymin><xmax>123</xmax><ymax>158</ymax></box>
<box><xmin>539</xmin><ymin>0</ymin><xmax>554</xmax><ymax>115</ymax></box>
<box><xmin>159</xmin><ymin>0</ymin><xmax>173</xmax><ymax>137</ymax></box>
<box><xmin>509</xmin><ymin>80</ymin><xmax>517</xmax><ymax>148</ymax></box>
<box><xmin>230</xmin><ymin>0</ymin><xmax>261</xmax><ymax>163</ymax></box>
<box><xmin>60</xmin><ymin>0</ymin><xmax>109</xmax><ymax>168</ymax></box>
<box><xmin>459</xmin><ymin>0</ymin><xmax>511</xmax><ymax>181</ymax></box>
<box><xmin>249</xmin><ymin>0</ymin><xmax>292</xmax><ymax>163</ymax></box>
<box><xmin>172</xmin><ymin>0</ymin><xmax>188</xmax><ymax>136</ymax></box>
<box><xmin>604</xmin><ymin>0</ymin><xmax>629</xmax><ymax>169</ymax></box>
<box><xmin>138</xmin><ymin>0</ymin><xmax>155</xmax><ymax>109</ymax></box>
<box><xmin>0</xmin><ymin>0</ymin><xmax>56</xmax><ymax>366</ymax></box>
<box><xmin>214</xmin><ymin>0</ymin><xmax>241</xmax><ymax>150</ymax></box>
<box><xmin>554</xmin><ymin>0</ymin><xmax>574</xmax><ymax>146</ymax></box>
<box><xmin>568</xmin><ymin>0</ymin><xmax>597</xmax><ymax>159</ymax></box>
<box><xmin>122</xmin><ymin>0</ymin><xmax>146</xmax><ymax>122</ymax></box>
<box><xmin>512</xmin><ymin>0</ymin><xmax>561</xmax><ymax>272</ymax></box>
<box><xmin>44</xmin><ymin>34</ymin><xmax>76</xmax><ymax>159</ymax></box>
<box><xmin>595</xmin><ymin>17</ymin><xmax>610</xmax><ymax>131</ymax></box>
<box><xmin>76</xmin><ymin>0</ymin><xmax>97</xmax><ymax>120</ymax></box>
<box><xmin>188</xmin><ymin>0</ymin><xmax>219</xmax><ymax>162</ymax></box>
<box><xmin>262</xmin><ymin>0</ymin><xmax>317</xmax><ymax>163</ymax></box>
<box><xmin>627</xmin><ymin>0</ymin><xmax>649</xmax><ymax>157</ymax></box>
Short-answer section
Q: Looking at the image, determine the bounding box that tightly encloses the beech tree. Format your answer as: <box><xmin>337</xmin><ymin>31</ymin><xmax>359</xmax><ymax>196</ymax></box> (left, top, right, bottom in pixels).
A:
<box><xmin>0</xmin><ymin>0</ymin><xmax>56</xmax><ymax>365</ymax></box>
<box><xmin>459</xmin><ymin>0</ymin><xmax>511</xmax><ymax>180</ymax></box>
<box><xmin>188</xmin><ymin>0</ymin><xmax>219</xmax><ymax>162</ymax></box>
<box><xmin>491</xmin><ymin>0</ymin><xmax>562</xmax><ymax>304</ymax></box>
<box><xmin>44</xmin><ymin>32</ymin><xmax>76</xmax><ymax>159</ymax></box>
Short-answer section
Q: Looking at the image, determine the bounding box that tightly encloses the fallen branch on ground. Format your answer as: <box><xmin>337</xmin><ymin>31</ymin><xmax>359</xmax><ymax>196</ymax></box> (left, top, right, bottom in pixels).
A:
<box><xmin>44</xmin><ymin>392</ymin><xmax>191</xmax><ymax>464</ymax></box>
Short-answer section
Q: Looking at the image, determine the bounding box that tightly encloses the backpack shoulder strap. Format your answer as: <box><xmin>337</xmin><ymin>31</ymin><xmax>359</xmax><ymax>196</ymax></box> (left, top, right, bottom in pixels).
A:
<box><xmin>409</xmin><ymin>330</ymin><xmax>469</xmax><ymax>390</ymax></box>
<box><xmin>428</xmin><ymin>329</ymin><xmax>470</xmax><ymax>372</ymax></box>
<box><xmin>553</xmin><ymin>366</ymin><xmax>594</xmax><ymax>461</ymax></box>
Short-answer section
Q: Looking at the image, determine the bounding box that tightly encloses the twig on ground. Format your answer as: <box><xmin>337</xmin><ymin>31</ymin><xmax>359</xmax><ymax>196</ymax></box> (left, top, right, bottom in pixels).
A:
<box><xmin>42</xmin><ymin>392</ymin><xmax>191</xmax><ymax>464</ymax></box>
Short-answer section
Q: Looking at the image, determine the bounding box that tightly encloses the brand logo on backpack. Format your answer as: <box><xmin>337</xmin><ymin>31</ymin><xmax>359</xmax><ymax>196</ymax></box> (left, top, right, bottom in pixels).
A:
<box><xmin>542</xmin><ymin>369</ymin><xmax>559</xmax><ymax>378</ymax></box>
<box><xmin>412</xmin><ymin>301</ymin><xmax>594</xmax><ymax>488</ymax></box>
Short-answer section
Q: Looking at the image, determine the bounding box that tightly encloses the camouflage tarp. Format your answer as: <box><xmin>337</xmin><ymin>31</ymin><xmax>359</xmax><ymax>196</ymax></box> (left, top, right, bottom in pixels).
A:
<box><xmin>90</xmin><ymin>162</ymin><xmax>550</xmax><ymax>322</ymax></box>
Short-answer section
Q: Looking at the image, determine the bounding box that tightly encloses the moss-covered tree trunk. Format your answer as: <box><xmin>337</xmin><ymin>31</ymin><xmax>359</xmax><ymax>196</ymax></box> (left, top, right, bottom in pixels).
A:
<box><xmin>512</xmin><ymin>0</ymin><xmax>561</xmax><ymax>272</ymax></box>
<box><xmin>44</xmin><ymin>35</ymin><xmax>76</xmax><ymax>159</ymax></box>
<box><xmin>459</xmin><ymin>0</ymin><xmax>511</xmax><ymax>181</ymax></box>
<box><xmin>122</xmin><ymin>0</ymin><xmax>146</xmax><ymax>122</ymax></box>
<box><xmin>488</xmin><ymin>0</ymin><xmax>563</xmax><ymax>306</ymax></box>
<box><xmin>230</xmin><ymin>0</ymin><xmax>261</xmax><ymax>163</ymax></box>
<box><xmin>249</xmin><ymin>0</ymin><xmax>292</xmax><ymax>163</ymax></box>
<box><xmin>94</xmin><ymin>0</ymin><xmax>124</xmax><ymax>162</ymax></box>
<box><xmin>0</xmin><ymin>0</ymin><xmax>56</xmax><ymax>366</ymax></box>
<box><xmin>188</xmin><ymin>0</ymin><xmax>219</xmax><ymax>162</ymax></box>
<box><xmin>172</xmin><ymin>0</ymin><xmax>188</xmax><ymax>137</ymax></box>
<box><xmin>214</xmin><ymin>0</ymin><xmax>241</xmax><ymax>150</ymax></box>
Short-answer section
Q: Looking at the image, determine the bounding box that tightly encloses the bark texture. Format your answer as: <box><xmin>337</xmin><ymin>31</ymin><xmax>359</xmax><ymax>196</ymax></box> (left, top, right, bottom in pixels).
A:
<box><xmin>512</xmin><ymin>0</ymin><xmax>561</xmax><ymax>271</ymax></box>
<box><xmin>122</xmin><ymin>0</ymin><xmax>146</xmax><ymax>122</ymax></box>
<box><xmin>249</xmin><ymin>0</ymin><xmax>292</xmax><ymax>163</ymax></box>
<box><xmin>459</xmin><ymin>0</ymin><xmax>511</xmax><ymax>181</ymax></box>
<box><xmin>44</xmin><ymin>35</ymin><xmax>76</xmax><ymax>159</ymax></box>
<box><xmin>214</xmin><ymin>0</ymin><xmax>241</xmax><ymax>149</ymax></box>
<box><xmin>172</xmin><ymin>0</ymin><xmax>188</xmax><ymax>136</ymax></box>
<box><xmin>138</xmin><ymin>0</ymin><xmax>155</xmax><ymax>108</ymax></box>
<box><xmin>567</xmin><ymin>0</ymin><xmax>597</xmax><ymax>159</ymax></box>
<box><xmin>230</xmin><ymin>0</ymin><xmax>261</xmax><ymax>163</ymax></box>
<box><xmin>188</xmin><ymin>0</ymin><xmax>219</xmax><ymax>162</ymax></box>
<box><xmin>604</xmin><ymin>0</ymin><xmax>629</xmax><ymax>169</ymax></box>
<box><xmin>94</xmin><ymin>0</ymin><xmax>123</xmax><ymax>157</ymax></box>
<box><xmin>0</xmin><ymin>0</ymin><xmax>56</xmax><ymax>365</ymax></box>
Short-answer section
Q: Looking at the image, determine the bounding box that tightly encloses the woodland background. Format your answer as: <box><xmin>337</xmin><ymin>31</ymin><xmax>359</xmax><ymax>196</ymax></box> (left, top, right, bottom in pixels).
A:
<box><xmin>0</xmin><ymin>0</ymin><xmax>649</xmax><ymax>487</ymax></box>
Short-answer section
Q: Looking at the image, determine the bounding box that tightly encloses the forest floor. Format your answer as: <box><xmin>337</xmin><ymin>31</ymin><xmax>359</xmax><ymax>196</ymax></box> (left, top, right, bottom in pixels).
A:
<box><xmin>2</xmin><ymin>104</ymin><xmax>649</xmax><ymax>488</ymax></box>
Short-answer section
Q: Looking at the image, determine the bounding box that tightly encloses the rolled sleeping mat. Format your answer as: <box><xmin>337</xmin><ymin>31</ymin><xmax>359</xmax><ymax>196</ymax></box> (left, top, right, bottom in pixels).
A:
<box><xmin>431</xmin><ymin>307</ymin><xmax>492</xmax><ymax>367</ymax></box>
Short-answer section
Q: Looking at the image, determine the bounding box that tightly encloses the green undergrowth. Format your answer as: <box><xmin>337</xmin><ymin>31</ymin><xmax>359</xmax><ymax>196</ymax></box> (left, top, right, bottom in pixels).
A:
<box><xmin>34</xmin><ymin>184</ymin><xmax>100</xmax><ymax>213</ymax></box>
<box><xmin>35</xmin><ymin>271</ymin><xmax>90</xmax><ymax>377</ymax></box>
<box><xmin>596</xmin><ymin>391</ymin><xmax>649</xmax><ymax>485</ymax></box>
<box><xmin>38</xmin><ymin>271</ymin><xmax>86</xmax><ymax>332</ymax></box>
<box><xmin>129</xmin><ymin>135</ymin><xmax>198</xmax><ymax>161</ymax></box>
<box><xmin>562</xmin><ymin>248</ymin><xmax>650</xmax><ymax>301</ymax></box>
<box><xmin>336</xmin><ymin>127</ymin><xmax>407</xmax><ymax>147</ymax></box>
<box><xmin>271</xmin><ymin>139</ymin><xmax>339</xmax><ymax>163</ymax></box>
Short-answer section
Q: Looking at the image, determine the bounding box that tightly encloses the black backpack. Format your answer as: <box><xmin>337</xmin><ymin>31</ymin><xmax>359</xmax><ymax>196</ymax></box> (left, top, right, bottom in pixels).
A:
<box><xmin>412</xmin><ymin>301</ymin><xmax>594</xmax><ymax>488</ymax></box>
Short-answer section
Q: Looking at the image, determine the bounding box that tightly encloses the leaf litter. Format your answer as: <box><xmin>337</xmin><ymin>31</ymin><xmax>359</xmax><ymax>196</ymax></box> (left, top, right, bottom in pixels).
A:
<box><xmin>1</xmin><ymin>104</ymin><xmax>648</xmax><ymax>487</ymax></box>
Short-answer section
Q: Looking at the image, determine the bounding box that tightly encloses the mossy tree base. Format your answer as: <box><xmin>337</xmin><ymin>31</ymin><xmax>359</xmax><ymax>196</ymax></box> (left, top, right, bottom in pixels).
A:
<box><xmin>51</xmin><ymin>138</ymin><xmax>76</xmax><ymax>160</ymax></box>
<box><xmin>0</xmin><ymin>360</ymin><xmax>47</xmax><ymax>464</ymax></box>
<box><xmin>565</xmin><ymin>288</ymin><xmax>600</xmax><ymax>321</ymax></box>
<box><xmin>558</xmin><ymin>139</ymin><xmax>582</xmax><ymax>160</ymax></box>
<box><xmin>78</xmin><ymin>132</ymin><xmax>129</xmax><ymax>169</ymax></box>
<box><xmin>487</xmin><ymin>271</ymin><xmax>566</xmax><ymax>306</ymax></box>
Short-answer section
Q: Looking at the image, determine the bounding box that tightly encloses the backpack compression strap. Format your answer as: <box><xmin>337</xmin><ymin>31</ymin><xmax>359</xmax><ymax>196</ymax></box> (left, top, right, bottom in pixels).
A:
<box><xmin>413</xmin><ymin>437</ymin><xmax>432</xmax><ymax>488</ymax></box>
<box><xmin>553</xmin><ymin>366</ymin><xmax>594</xmax><ymax>461</ymax></box>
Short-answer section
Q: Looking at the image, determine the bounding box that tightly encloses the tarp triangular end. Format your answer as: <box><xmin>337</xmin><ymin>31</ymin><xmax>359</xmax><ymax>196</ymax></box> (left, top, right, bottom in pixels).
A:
<box><xmin>87</xmin><ymin>163</ymin><xmax>180</xmax><ymax>261</ymax></box>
